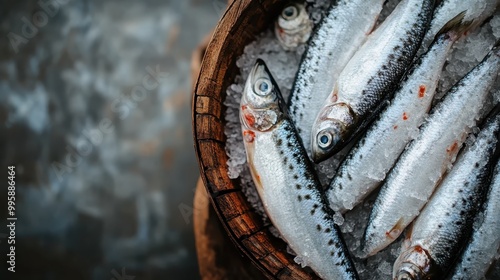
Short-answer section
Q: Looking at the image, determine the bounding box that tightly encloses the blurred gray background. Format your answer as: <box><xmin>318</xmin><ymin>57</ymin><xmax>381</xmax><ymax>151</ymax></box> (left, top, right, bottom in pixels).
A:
<box><xmin>0</xmin><ymin>0</ymin><xmax>222</xmax><ymax>279</ymax></box>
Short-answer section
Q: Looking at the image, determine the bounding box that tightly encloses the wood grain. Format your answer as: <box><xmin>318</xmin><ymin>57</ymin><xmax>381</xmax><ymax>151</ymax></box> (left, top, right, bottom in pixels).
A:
<box><xmin>194</xmin><ymin>178</ymin><xmax>265</xmax><ymax>279</ymax></box>
<box><xmin>191</xmin><ymin>0</ymin><xmax>318</xmax><ymax>279</ymax></box>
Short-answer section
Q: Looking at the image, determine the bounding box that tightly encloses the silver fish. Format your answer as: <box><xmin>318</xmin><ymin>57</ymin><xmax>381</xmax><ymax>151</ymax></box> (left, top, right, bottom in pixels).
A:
<box><xmin>288</xmin><ymin>0</ymin><xmax>386</xmax><ymax>157</ymax></box>
<box><xmin>450</xmin><ymin>131</ymin><xmax>500</xmax><ymax>280</ymax></box>
<box><xmin>311</xmin><ymin>0</ymin><xmax>435</xmax><ymax>163</ymax></box>
<box><xmin>327</xmin><ymin>14</ymin><xmax>472</xmax><ymax>214</ymax></box>
<box><xmin>275</xmin><ymin>2</ymin><xmax>313</xmax><ymax>51</ymax></box>
<box><xmin>421</xmin><ymin>0</ymin><xmax>499</xmax><ymax>49</ymax></box>
<box><xmin>362</xmin><ymin>42</ymin><xmax>500</xmax><ymax>257</ymax></box>
<box><xmin>240</xmin><ymin>59</ymin><xmax>359</xmax><ymax>280</ymax></box>
<box><xmin>393</xmin><ymin>110</ymin><xmax>500</xmax><ymax>280</ymax></box>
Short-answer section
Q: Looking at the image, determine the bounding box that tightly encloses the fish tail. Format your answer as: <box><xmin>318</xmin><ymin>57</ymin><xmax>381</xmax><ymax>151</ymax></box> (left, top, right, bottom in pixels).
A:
<box><xmin>433</xmin><ymin>11</ymin><xmax>474</xmax><ymax>42</ymax></box>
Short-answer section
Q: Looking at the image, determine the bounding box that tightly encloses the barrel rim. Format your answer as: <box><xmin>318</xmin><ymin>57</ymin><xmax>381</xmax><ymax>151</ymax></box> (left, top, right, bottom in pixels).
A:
<box><xmin>191</xmin><ymin>0</ymin><xmax>318</xmax><ymax>279</ymax></box>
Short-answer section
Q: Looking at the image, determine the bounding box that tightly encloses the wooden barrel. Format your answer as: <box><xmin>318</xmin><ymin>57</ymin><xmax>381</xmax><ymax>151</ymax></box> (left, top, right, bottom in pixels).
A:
<box><xmin>191</xmin><ymin>0</ymin><xmax>318</xmax><ymax>279</ymax></box>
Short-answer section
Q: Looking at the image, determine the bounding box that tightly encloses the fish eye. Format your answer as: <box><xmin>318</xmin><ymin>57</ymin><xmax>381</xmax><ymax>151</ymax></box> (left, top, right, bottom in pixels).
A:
<box><xmin>318</xmin><ymin>132</ymin><xmax>333</xmax><ymax>149</ymax></box>
<box><xmin>282</xmin><ymin>5</ymin><xmax>298</xmax><ymax>20</ymax></box>
<box><xmin>397</xmin><ymin>271</ymin><xmax>416</xmax><ymax>280</ymax></box>
<box><xmin>254</xmin><ymin>78</ymin><xmax>272</xmax><ymax>96</ymax></box>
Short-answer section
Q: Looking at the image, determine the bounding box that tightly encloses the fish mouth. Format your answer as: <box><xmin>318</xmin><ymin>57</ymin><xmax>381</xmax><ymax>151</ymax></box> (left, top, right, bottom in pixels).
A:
<box><xmin>240</xmin><ymin>59</ymin><xmax>272</xmax><ymax>117</ymax></box>
<box><xmin>252</xmin><ymin>59</ymin><xmax>267</xmax><ymax>78</ymax></box>
<box><xmin>244</xmin><ymin>59</ymin><xmax>271</xmax><ymax>98</ymax></box>
<box><xmin>247</xmin><ymin>59</ymin><xmax>279</xmax><ymax>101</ymax></box>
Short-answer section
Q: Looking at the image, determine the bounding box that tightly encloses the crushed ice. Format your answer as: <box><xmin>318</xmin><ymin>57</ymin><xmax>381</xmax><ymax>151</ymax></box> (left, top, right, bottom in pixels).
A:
<box><xmin>223</xmin><ymin>0</ymin><xmax>500</xmax><ymax>278</ymax></box>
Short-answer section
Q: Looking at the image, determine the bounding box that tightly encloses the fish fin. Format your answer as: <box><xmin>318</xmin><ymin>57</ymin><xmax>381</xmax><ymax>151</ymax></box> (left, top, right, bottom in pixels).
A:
<box><xmin>405</xmin><ymin>222</ymin><xmax>414</xmax><ymax>239</ymax></box>
<box><xmin>366</xmin><ymin>16</ymin><xmax>379</xmax><ymax>36</ymax></box>
<box><xmin>386</xmin><ymin>217</ymin><xmax>405</xmax><ymax>241</ymax></box>
<box><xmin>433</xmin><ymin>11</ymin><xmax>475</xmax><ymax>42</ymax></box>
<box><xmin>249</xmin><ymin>162</ymin><xmax>263</xmax><ymax>190</ymax></box>
<box><xmin>401</xmin><ymin>222</ymin><xmax>414</xmax><ymax>251</ymax></box>
<box><xmin>245</xmin><ymin>139</ymin><xmax>263</xmax><ymax>190</ymax></box>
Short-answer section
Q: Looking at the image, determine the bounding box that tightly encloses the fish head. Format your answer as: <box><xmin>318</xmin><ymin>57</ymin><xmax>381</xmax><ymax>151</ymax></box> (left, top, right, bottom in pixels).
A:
<box><xmin>240</xmin><ymin>59</ymin><xmax>286</xmax><ymax>132</ymax></box>
<box><xmin>276</xmin><ymin>3</ymin><xmax>311</xmax><ymax>35</ymax></box>
<box><xmin>393</xmin><ymin>245</ymin><xmax>437</xmax><ymax>280</ymax></box>
<box><xmin>311</xmin><ymin>102</ymin><xmax>355</xmax><ymax>162</ymax></box>
<box><xmin>275</xmin><ymin>3</ymin><xmax>312</xmax><ymax>50</ymax></box>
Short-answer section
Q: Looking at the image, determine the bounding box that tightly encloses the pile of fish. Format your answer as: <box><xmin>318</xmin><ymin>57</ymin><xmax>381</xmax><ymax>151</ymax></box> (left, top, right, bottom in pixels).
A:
<box><xmin>229</xmin><ymin>0</ymin><xmax>500</xmax><ymax>279</ymax></box>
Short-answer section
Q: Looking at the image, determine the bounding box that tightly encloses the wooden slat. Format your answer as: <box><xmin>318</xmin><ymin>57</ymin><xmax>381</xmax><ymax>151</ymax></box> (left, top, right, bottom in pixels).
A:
<box><xmin>195</xmin><ymin>96</ymin><xmax>222</xmax><ymax>117</ymax></box>
<box><xmin>261</xmin><ymin>253</ymin><xmax>286</xmax><ymax>276</ymax></box>
<box><xmin>242</xmin><ymin>231</ymin><xmax>275</xmax><ymax>260</ymax></box>
<box><xmin>198</xmin><ymin>140</ymin><xmax>227</xmax><ymax>170</ymax></box>
<box><xmin>215</xmin><ymin>192</ymin><xmax>253</xmax><ymax>220</ymax></box>
<box><xmin>227</xmin><ymin>211</ymin><xmax>263</xmax><ymax>239</ymax></box>
<box><xmin>196</xmin><ymin>114</ymin><xmax>225</xmax><ymax>142</ymax></box>
<box><xmin>204</xmin><ymin>168</ymin><xmax>239</xmax><ymax>193</ymax></box>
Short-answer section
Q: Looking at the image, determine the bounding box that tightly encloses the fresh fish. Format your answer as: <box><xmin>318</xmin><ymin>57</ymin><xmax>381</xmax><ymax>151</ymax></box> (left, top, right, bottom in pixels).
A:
<box><xmin>240</xmin><ymin>59</ymin><xmax>359</xmax><ymax>280</ymax></box>
<box><xmin>362</xmin><ymin>42</ymin><xmax>500</xmax><ymax>257</ymax></box>
<box><xmin>311</xmin><ymin>0</ymin><xmax>434</xmax><ymax>163</ymax></box>
<box><xmin>421</xmin><ymin>0</ymin><xmax>499</xmax><ymax>49</ymax></box>
<box><xmin>288</xmin><ymin>0</ymin><xmax>386</xmax><ymax>156</ymax></box>
<box><xmin>450</xmin><ymin>135</ymin><xmax>500</xmax><ymax>280</ymax></box>
<box><xmin>393</xmin><ymin>109</ymin><xmax>500</xmax><ymax>280</ymax></box>
<box><xmin>327</xmin><ymin>14</ymin><xmax>472</xmax><ymax>214</ymax></box>
<box><xmin>275</xmin><ymin>2</ymin><xmax>313</xmax><ymax>50</ymax></box>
